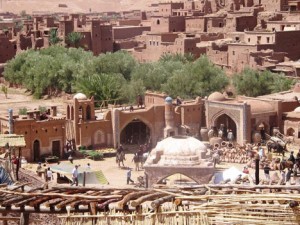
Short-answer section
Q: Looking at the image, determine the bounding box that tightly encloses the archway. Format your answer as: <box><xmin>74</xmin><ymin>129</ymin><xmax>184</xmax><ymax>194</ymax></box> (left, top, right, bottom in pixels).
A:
<box><xmin>157</xmin><ymin>173</ymin><xmax>198</xmax><ymax>186</ymax></box>
<box><xmin>214</xmin><ymin>114</ymin><xmax>237</xmax><ymax>141</ymax></box>
<box><xmin>33</xmin><ymin>140</ymin><xmax>40</xmax><ymax>162</ymax></box>
<box><xmin>86</xmin><ymin>105</ymin><xmax>91</xmax><ymax>120</ymax></box>
<box><xmin>120</xmin><ymin>119</ymin><xmax>150</xmax><ymax>146</ymax></box>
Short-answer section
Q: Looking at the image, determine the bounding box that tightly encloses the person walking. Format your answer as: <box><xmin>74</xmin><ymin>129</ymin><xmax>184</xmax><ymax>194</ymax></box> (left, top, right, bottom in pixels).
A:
<box><xmin>132</xmin><ymin>153</ymin><xmax>140</xmax><ymax>171</ymax></box>
<box><xmin>46</xmin><ymin>167</ymin><xmax>53</xmax><ymax>181</ymax></box>
<box><xmin>127</xmin><ymin>168</ymin><xmax>134</xmax><ymax>185</ymax></box>
<box><xmin>71</xmin><ymin>165</ymin><xmax>79</xmax><ymax>186</ymax></box>
<box><xmin>264</xmin><ymin>164</ymin><xmax>271</xmax><ymax>182</ymax></box>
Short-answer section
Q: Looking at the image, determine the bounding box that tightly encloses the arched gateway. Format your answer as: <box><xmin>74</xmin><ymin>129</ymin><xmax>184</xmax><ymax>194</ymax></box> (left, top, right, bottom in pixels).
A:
<box><xmin>120</xmin><ymin>119</ymin><xmax>151</xmax><ymax>146</ymax></box>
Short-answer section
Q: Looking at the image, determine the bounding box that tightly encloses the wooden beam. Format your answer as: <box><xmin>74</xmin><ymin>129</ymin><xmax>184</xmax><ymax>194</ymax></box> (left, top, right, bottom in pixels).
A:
<box><xmin>20</xmin><ymin>212</ymin><xmax>29</xmax><ymax>225</ymax></box>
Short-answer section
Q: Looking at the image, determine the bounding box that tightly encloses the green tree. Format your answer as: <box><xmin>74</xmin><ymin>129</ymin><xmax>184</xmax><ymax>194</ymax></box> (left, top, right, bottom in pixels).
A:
<box><xmin>233</xmin><ymin>68</ymin><xmax>294</xmax><ymax>97</ymax></box>
<box><xmin>163</xmin><ymin>55</ymin><xmax>229</xmax><ymax>98</ymax></box>
<box><xmin>67</xmin><ymin>32</ymin><xmax>83</xmax><ymax>48</ymax></box>
<box><xmin>159</xmin><ymin>52</ymin><xmax>195</xmax><ymax>63</ymax></box>
<box><xmin>74</xmin><ymin>73</ymin><xmax>126</xmax><ymax>101</ymax></box>
<box><xmin>49</xmin><ymin>29</ymin><xmax>62</xmax><ymax>45</ymax></box>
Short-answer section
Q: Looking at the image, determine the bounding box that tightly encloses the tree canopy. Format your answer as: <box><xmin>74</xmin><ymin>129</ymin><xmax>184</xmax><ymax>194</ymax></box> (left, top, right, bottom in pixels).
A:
<box><xmin>232</xmin><ymin>68</ymin><xmax>294</xmax><ymax>97</ymax></box>
<box><xmin>3</xmin><ymin>46</ymin><xmax>294</xmax><ymax>103</ymax></box>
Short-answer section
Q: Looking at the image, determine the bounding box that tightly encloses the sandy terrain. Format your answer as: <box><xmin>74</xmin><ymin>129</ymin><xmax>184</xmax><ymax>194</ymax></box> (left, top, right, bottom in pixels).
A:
<box><xmin>0</xmin><ymin>88</ymin><xmax>65</xmax><ymax>115</ymax></box>
<box><xmin>0</xmin><ymin>0</ymin><xmax>161</xmax><ymax>14</ymax></box>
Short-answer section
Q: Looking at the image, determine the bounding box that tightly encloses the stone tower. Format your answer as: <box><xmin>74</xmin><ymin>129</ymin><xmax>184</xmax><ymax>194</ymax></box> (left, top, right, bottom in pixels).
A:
<box><xmin>164</xmin><ymin>96</ymin><xmax>178</xmax><ymax>137</ymax></box>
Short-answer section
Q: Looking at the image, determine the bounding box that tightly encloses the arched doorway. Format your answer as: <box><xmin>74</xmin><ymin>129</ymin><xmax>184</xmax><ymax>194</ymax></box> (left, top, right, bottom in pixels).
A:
<box><xmin>157</xmin><ymin>173</ymin><xmax>198</xmax><ymax>186</ymax></box>
<box><xmin>33</xmin><ymin>140</ymin><xmax>40</xmax><ymax>162</ymax></box>
<box><xmin>120</xmin><ymin>119</ymin><xmax>150</xmax><ymax>146</ymax></box>
<box><xmin>215</xmin><ymin>114</ymin><xmax>237</xmax><ymax>141</ymax></box>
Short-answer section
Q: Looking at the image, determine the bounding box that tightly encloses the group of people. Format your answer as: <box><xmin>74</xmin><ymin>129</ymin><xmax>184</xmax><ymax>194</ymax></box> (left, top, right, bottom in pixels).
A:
<box><xmin>262</xmin><ymin>150</ymin><xmax>300</xmax><ymax>184</ymax></box>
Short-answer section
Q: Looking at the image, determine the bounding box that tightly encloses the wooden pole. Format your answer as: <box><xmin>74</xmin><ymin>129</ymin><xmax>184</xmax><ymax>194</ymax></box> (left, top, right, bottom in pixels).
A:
<box><xmin>255</xmin><ymin>155</ymin><xmax>260</xmax><ymax>185</ymax></box>
<box><xmin>19</xmin><ymin>212</ymin><xmax>29</xmax><ymax>225</ymax></box>
<box><xmin>83</xmin><ymin>172</ymin><xmax>86</xmax><ymax>187</ymax></box>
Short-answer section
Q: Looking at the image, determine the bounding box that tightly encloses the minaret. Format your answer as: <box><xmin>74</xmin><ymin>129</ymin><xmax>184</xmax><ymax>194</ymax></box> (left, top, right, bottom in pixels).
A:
<box><xmin>164</xmin><ymin>96</ymin><xmax>178</xmax><ymax>138</ymax></box>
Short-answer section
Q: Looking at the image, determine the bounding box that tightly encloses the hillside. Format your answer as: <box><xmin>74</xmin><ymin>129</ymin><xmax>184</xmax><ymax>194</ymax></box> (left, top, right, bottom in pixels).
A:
<box><xmin>0</xmin><ymin>0</ymin><xmax>161</xmax><ymax>14</ymax></box>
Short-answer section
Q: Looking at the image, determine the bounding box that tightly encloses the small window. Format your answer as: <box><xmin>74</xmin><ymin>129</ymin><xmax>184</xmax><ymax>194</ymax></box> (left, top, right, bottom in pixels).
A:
<box><xmin>267</xmin><ymin>37</ymin><xmax>270</xmax><ymax>43</ymax></box>
<box><xmin>233</xmin><ymin>51</ymin><xmax>235</xmax><ymax>55</ymax></box>
<box><xmin>248</xmin><ymin>38</ymin><xmax>250</xmax><ymax>42</ymax></box>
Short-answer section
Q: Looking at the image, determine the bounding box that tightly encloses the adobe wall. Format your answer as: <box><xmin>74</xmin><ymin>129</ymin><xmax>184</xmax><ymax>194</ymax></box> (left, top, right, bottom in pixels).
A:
<box><xmin>0</xmin><ymin>36</ymin><xmax>16</xmax><ymax>63</ymax></box>
<box><xmin>206</xmin><ymin>46</ymin><xmax>228</xmax><ymax>67</ymax></box>
<box><xmin>119</xmin><ymin>20</ymin><xmax>141</xmax><ymax>26</ymax></box>
<box><xmin>13</xmin><ymin>118</ymin><xmax>66</xmax><ymax>162</ymax></box>
<box><xmin>113</xmin><ymin>26</ymin><xmax>150</xmax><ymax>40</ymax></box>
<box><xmin>151</xmin><ymin>16</ymin><xmax>185</xmax><ymax>33</ymax></box>
<box><xmin>236</xmin><ymin>16</ymin><xmax>257</xmax><ymax>31</ymax></box>
<box><xmin>185</xmin><ymin>17</ymin><xmax>206</xmax><ymax>32</ymax></box>
<box><xmin>78</xmin><ymin>120</ymin><xmax>113</xmax><ymax>148</ymax></box>
<box><xmin>274</xmin><ymin>30</ymin><xmax>300</xmax><ymax>60</ymax></box>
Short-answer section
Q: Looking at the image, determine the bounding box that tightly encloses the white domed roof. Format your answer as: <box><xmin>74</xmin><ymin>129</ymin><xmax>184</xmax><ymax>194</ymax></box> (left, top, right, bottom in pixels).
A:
<box><xmin>73</xmin><ymin>93</ymin><xmax>87</xmax><ymax>100</ymax></box>
<box><xmin>208</xmin><ymin>92</ymin><xmax>226</xmax><ymax>101</ymax></box>
<box><xmin>145</xmin><ymin>136</ymin><xmax>208</xmax><ymax>166</ymax></box>
<box><xmin>156</xmin><ymin>136</ymin><xmax>206</xmax><ymax>156</ymax></box>
<box><xmin>294</xmin><ymin>106</ymin><xmax>300</xmax><ymax>113</ymax></box>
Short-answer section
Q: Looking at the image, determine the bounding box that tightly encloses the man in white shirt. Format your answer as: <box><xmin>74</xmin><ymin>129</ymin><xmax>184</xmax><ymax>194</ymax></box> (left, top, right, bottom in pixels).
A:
<box><xmin>46</xmin><ymin>167</ymin><xmax>53</xmax><ymax>181</ymax></box>
<box><xmin>71</xmin><ymin>165</ymin><xmax>79</xmax><ymax>186</ymax></box>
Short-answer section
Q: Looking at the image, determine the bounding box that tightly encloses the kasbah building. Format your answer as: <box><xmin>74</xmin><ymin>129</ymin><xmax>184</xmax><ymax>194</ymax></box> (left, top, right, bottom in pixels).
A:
<box><xmin>1</xmin><ymin>83</ymin><xmax>300</xmax><ymax>162</ymax></box>
<box><xmin>2</xmin><ymin>0</ymin><xmax>300</xmax><ymax>161</ymax></box>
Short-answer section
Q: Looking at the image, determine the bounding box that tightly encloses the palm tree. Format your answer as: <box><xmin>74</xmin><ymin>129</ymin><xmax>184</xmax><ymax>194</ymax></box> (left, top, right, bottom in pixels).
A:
<box><xmin>67</xmin><ymin>32</ymin><xmax>83</xmax><ymax>48</ymax></box>
<box><xmin>49</xmin><ymin>29</ymin><xmax>62</xmax><ymax>45</ymax></box>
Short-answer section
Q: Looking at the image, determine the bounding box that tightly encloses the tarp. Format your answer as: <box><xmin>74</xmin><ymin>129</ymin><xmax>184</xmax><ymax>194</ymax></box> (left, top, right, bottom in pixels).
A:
<box><xmin>214</xmin><ymin>166</ymin><xmax>248</xmax><ymax>184</ymax></box>
<box><xmin>50</xmin><ymin>163</ymin><xmax>108</xmax><ymax>185</ymax></box>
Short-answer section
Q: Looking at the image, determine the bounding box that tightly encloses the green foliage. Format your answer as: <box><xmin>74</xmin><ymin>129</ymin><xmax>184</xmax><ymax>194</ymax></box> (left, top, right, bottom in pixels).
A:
<box><xmin>18</xmin><ymin>107</ymin><xmax>27</xmax><ymax>115</ymax></box>
<box><xmin>79</xmin><ymin>150</ymin><xmax>104</xmax><ymax>161</ymax></box>
<box><xmin>162</xmin><ymin>55</ymin><xmax>229</xmax><ymax>98</ymax></box>
<box><xmin>67</xmin><ymin>32</ymin><xmax>83</xmax><ymax>48</ymax></box>
<box><xmin>38</xmin><ymin>106</ymin><xmax>47</xmax><ymax>113</ymax></box>
<box><xmin>1</xmin><ymin>85</ymin><xmax>8</xmax><ymax>98</ymax></box>
<box><xmin>159</xmin><ymin>52</ymin><xmax>195</xmax><ymax>63</ymax></box>
<box><xmin>233</xmin><ymin>68</ymin><xmax>294</xmax><ymax>97</ymax></box>
<box><xmin>49</xmin><ymin>29</ymin><xmax>62</xmax><ymax>45</ymax></box>
<box><xmin>4</xmin><ymin>46</ymin><xmax>93</xmax><ymax>98</ymax></box>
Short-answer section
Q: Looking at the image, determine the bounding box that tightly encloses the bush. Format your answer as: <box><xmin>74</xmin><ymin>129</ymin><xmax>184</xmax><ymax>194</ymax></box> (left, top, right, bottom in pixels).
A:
<box><xmin>79</xmin><ymin>150</ymin><xmax>103</xmax><ymax>160</ymax></box>
<box><xmin>18</xmin><ymin>107</ymin><xmax>27</xmax><ymax>115</ymax></box>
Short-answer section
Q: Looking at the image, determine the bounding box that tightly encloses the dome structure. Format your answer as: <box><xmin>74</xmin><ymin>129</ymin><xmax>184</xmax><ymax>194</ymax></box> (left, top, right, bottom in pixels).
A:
<box><xmin>208</xmin><ymin>92</ymin><xmax>226</xmax><ymax>101</ymax></box>
<box><xmin>165</xmin><ymin>96</ymin><xmax>173</xmax><ymax>104</ymax></box>
<box><xmin>145</xmin><ymin>136</ymin><xmax>207</xmax><ymax>166</ymax></box>
<box><xmin>73</xmin><ymin>93</ymin><xmax>87</xmax><ymax>100</ymax></box>
<box><xmin>294</xmin><ymin>106</ymin><xmax>300</xmax><ymax>113</ymax></box>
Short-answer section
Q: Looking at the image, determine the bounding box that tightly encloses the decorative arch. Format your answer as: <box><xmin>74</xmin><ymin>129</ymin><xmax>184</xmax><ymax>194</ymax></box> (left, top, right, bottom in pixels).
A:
<box><xmin>33</xmin><ymin>139</ymin><xmax>41</xmax><ymax>162</ymax></box>
<box><xmin>94</xmin><ymin>129</ymin><xmax>106</xmax><ymax>146</ymax></box>
<box><xmin>157</xmin><ymin>172</ymin><xmax>199</xmax><ymax>185</ymax></box>
<box><xmin>86</xmin><ymin>105</ymin><xmax>91</xmax><ymax>120</ymax></box>
<box><xmin>120</xmin><ymin>117</ymin><xmax>153</xmax><ymax>146</ymax></box>
<box><xmin>211</xmin><ymin>111</ymin><xmax>239</xmax><ymax>141</ymax></box>
<box><xmin>67</xmin><ymin>105</ymin><xmax>70</xmax><ymax>119</ymax></box>
<box><xmin>71</xmin><ymin>106</ymin><xmax>74</xmax><ymax>120</ymax></box>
